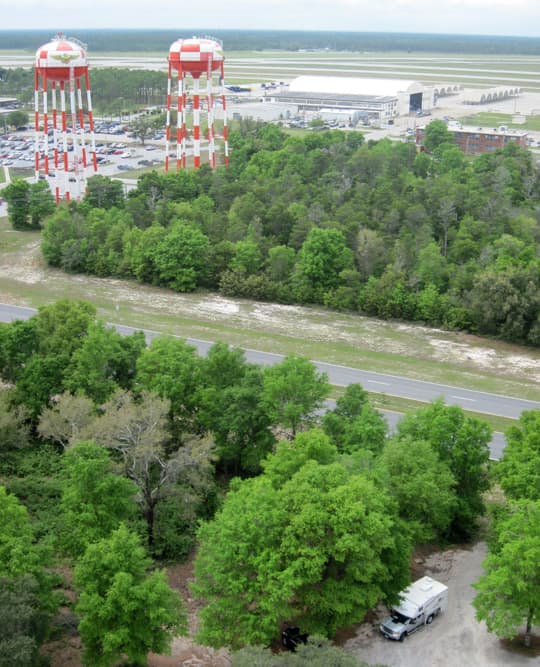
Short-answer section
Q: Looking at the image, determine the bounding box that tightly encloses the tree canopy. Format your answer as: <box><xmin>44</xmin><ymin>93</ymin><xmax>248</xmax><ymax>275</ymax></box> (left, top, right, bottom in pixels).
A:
<box><xmin>39</xmin><ymin>123</ymin><xmax>540</xmax><ymax>346</ymax></box>
<box><xmin>473</xmin><ymin>500</ymin><xmax>540</xmax><ymax>647</ymax></box>
<box><xmin>74</xmin><ymin>524</ymin><xmax>187</xmax><ymax>667</ymax></box>
<box><xmin>193</xmin><ymin>429</ymin><xmax>410</xmax><ymax>649</ymax></box>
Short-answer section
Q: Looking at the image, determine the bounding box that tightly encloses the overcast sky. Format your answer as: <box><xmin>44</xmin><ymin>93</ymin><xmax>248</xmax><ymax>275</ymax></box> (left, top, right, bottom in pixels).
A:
<box><xmin>0</xmin><ymin>0</ymin><xmax>539</xmax><ymax>38</ymax></box>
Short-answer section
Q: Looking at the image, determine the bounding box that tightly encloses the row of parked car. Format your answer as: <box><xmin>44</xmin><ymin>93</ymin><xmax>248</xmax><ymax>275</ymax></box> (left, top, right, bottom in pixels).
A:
<box><xmin>0</xmin><ymin>135</ymin><xmax>35</xmax><ymax>166</ymax></box>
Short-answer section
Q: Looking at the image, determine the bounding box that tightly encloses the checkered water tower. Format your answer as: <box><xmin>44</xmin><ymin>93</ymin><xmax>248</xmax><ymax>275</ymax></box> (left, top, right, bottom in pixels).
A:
<box><xmin>166</xmin><ymin>37</ymin><xmax>229</xmax><ymax>171</ymax></box>
<box><xmin>34</xmin><ymin>34</ymin><xmax>98</xmax><ymax>202</ymax></box>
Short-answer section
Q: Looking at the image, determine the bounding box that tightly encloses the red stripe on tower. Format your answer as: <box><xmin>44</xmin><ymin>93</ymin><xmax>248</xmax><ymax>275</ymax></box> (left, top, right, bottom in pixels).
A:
<box><xmin>167</xmin><ymin>36</ymin><xmax>226</xmax><ymax>170</ymax></box>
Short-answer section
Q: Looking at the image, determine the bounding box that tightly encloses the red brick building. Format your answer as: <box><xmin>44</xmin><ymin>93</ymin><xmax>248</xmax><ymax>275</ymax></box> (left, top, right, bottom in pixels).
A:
<box><xmin>416</xmin><ymin>125</ymin><xmax>528</xmax><ymax>154</ymax></box>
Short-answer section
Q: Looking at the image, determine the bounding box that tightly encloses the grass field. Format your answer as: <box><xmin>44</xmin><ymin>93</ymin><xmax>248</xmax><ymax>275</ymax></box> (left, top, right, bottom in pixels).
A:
<box><xmin>3</xmin><ymin>49</ymin><xmax>540</xmax><ymax>91</ymax></box>
<box><xmin>0</xmin><ymin>212</ymin><xmax>538</xmax><ymax>411</ymax></box>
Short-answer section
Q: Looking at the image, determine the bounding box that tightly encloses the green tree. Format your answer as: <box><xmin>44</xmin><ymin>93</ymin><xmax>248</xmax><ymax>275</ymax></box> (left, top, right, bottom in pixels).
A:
<box><xmin>261</xmin><ymin>429</ymin><xmax>338</xmax><ymax>487</ymax></box>
<box><xmin>193</xmin><ymin>441</ymin><xmax>410</xmax><ymax>648</ymax></box>
<box><xmin>58</xmin><ymin>441</ymin><xmax>138</xmax><ymax>557</ymax></box>
<box><xmin>0</xmin><ymin>486</ymin><xmax>43</xmax><ymax>579</ymax></box>
<box><xmin>414</xmin><ymin>241</ymin><xmax>448</xmax><ymax>291</ymax></box>
<box><xmin>338</xmin><ymin>405</ymin><xmax>388</xmax><ymax>455</ymax></box>
<box><xmin>376</xmin><ymin>437</ymin><xmax>456</xmax><ymax>543</ymax></box>
<box><xmin>41</xmin><ymin>207</ymin><xmax>83</xmax><ymax>267</ymax></box>
<box><xmin>28</xmin><ymin>180</ymin><xmax>55</xmax><ymax>228</ymax></box>
<box><xmin>0</xmin><ymin>390</ymin><xmax>30</xmax><ymax>452</ymax></box>
<box><xmin>6</xmin><ymin>109</ymin><xmax>29</xmax><ymax>129</ymax></box>
<box><xmin>150</xmin><ymin>222</ymin><xmax>210</xmax><ymax>292</ymax></box>
<box><xmin>396</xmin><ymin>400</ymin><xmax>491</xmax><ymax>538</ymax></box>
<box><xmin>3</xmin><ymin>179</ymin><xmax>55</xmax><ymax>231</ymax></box>
<box><xmin>136</xmin><ymin>336</ymin><xmax>202</xmax><ymax>432</ymax></box>
<box><xmin>65</xmin><ymin>321</ymin><xmax>145</xmax><ymax>403</ymax></box>
<box><xmin>497</xmin><ymin>410</ymin><xmax>540</xmax><ymax>501</ymax></box>
<box><xmin>74</xmin><ymin>524</ymin><xmax>187</xmax><ymax>667</ymax></box>
<box><xmin>197</xmin><ymin>346</ymin><xmax>275</xmax><ymax>474</ymax></box>
<box><xmin>129</xmin><ymin>114</ymin><xmax>162</xmax><ymax>145</ymax></box>
<box><xmin>34</xmin><ymin>299</ymin><xmax>96</xmax><ymax>358</ymax></box>
<box><xmin>3</xmin><ymin>180</ymin><xmax>31</xmax><ymax>230</ymax></box>
<box><xmin>262</xmin><ymin>356</ymin><xmax>330</xmax><ymax>437</ymax></box>
<box><xmin>473</xmin><ymin>500</ymin><xmax>540</xmax><ymax>647</ymax></box>
<box><xmin>85</xmin><ymin>175</ymin><xmax>125</xmax><ymax>209</ymax></box>
<box><xmin>293</xmin><ymin>228</ymin><xmax>354</xmax><ymax>300</ymax></box>
<box><xmin>266</xmin><ymin>245</ymin><xmax>296</xmax><ymax>282</ymax></box>
<box><xmin>323</xmin><ymin>387</ymin><xmax>386</xmax><ymax>455</ymax></box>
<box><xmin>12</xmin><ymin>352</ymin><xmax>68</xmax><ymax>419</ymax></box>
<box><xmin>423</xmin><ymin>120</ymin><xmax>454</xmax><ymax>153</ymax></box>
<box><xmin>0</xmin><ymin>486</ymin><xmax>54</xmax><ymax>615</ymax></box>
<box><xmin>230</xmin><ymin>238</ymin><xmax>263</xmax><ymax>275</ymax></box>
<box><xmin>0</xmin><ymin>318</ymin><xmax>39</xmax><ymax>383</ymax></box>
<box><xmin>0</xmin><ymin>575</ymin><xmax>48</xmax><ymax>667</ymax></box>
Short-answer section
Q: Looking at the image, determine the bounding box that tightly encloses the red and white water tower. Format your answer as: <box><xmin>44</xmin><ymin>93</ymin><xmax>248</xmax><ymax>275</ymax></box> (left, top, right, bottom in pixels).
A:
<box><xmin>166</xmin><ymin>37</ymin><xmax>229</xmax><ymax>171</ymax></box>
<box><xmin>34</xmin><ymin>34</ymin><xmax>98</xmax><ymax>202</ymax></box>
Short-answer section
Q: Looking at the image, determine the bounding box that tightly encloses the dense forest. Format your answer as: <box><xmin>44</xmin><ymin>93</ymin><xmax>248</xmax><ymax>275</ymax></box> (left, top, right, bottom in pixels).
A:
<box><xmin>2</xmin><ymin>29</ymin><xmax>540</xmax><ymax>55</ymax></box>
<box><xmin>0</xmin><ymin>298</ymin><xmax>494</xmax><ymax>663</ymax></box>
<box><xmin>27</xmin><ymin>120</ymin><xmax>540</xmax><ymax>346</ymax></box>
<box><xmin>1</xmin><ymin>300</ymin><xmax>539</xmax><ymax>663</ymax></box>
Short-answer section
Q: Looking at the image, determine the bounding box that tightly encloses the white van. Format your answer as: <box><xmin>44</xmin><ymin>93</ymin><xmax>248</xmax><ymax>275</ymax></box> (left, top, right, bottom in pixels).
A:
<box><xmin>380</xmin><ymin>576</ymin><xmax>448</xmax><ymax>641</ymax></box>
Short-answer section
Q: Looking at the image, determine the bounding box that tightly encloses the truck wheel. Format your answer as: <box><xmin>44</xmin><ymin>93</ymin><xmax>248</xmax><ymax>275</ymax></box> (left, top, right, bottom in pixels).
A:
<box><xmin>426</xmin><ymin>614</ymin><xmax>434</xmax><ymax>624</ymax></box>
<box><xmin>399</xmin><ymin>632</ymin><xmax>408</xmax><ymax>642</ymax></box>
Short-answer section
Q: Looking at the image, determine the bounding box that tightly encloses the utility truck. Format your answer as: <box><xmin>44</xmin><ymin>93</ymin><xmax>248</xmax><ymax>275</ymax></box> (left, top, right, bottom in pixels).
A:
<box><xmin>380</xmin><ymin>576</ymin><xmax>448</xmax><ymax>642</ymax></box>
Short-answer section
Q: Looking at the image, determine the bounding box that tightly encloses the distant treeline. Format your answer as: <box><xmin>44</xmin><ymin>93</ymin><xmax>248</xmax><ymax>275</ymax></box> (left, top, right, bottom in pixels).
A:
<box><xmin>34</xmin><ymin>120</ymin><xmax>540</xmax><ymax>347</ymax></box>
<box><xmin>2</xmin><ymin>29</ymin><xmax>540</xmax><ymax>55</ymax></box>
<box><xmin>0</xmin><ymin>67</ymin><xmax>168</xmax><ymax>112</ymax></box>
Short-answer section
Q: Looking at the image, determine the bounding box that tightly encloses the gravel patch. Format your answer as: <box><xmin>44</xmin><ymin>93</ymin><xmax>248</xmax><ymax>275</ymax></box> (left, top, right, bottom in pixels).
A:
<box><xmin>344</xmin><ymin>543</ymin><xmax>538</xmax><ymax>667</ymax></box>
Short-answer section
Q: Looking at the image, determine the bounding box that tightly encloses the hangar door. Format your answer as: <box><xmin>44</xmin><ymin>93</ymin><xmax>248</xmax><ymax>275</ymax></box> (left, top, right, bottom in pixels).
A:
<box><xmin>410</xmin><ymin>92</ymin><xmax>423</xmax><ymax>112</ymax></box>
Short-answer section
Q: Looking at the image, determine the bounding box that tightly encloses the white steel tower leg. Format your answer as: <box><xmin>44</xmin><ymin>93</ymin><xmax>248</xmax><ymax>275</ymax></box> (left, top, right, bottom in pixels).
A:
<box><xmin>182</xmin><ymin>73</ymin><xmax>187</xmax><ymax>168</ymax></box>
<box><xmin>77</xmin><ymin>78</ymin><xmax>87</xmax><ymax>169</ymax></box>
<box><xmin>42</xmin><ymin>74</ymin><xmax>49</xmax><ymax>175</ymax></box>
<box><xmin>69</xmin><ymin>66</ymin><xmax>79</xmax><ymax>201</ymax></box>
<box><xmin>51</xmin><ymin>82</ymin><xmax>58</xmax><ymax>168</ymax></box>
<box><xmin>176</xmin><ymin>67</ymin><xmax>184</xmax><ymax>171</ymax></box>
<box><xmin>221</xmin><ymin>63</ymin><xmax>229</xmax><ymax>166</ymax></box>
<box><xmin>34</xmin><ymin>69</ymin><xmax>40</xmax><ymax>182</ymax></box>
<box><xmin>207</xmin><ymin>58</ymin><xmax>215</xmax><ymax>168</ymax></box>
<box><xmin>51</xmin><ymin>82</ymin><xmax>59</xmax><ymax>202</ymax></box>
<box><xmin>85</xmin><ymin>70</ymin><xmax>97</xmax><ymax>172</ymax></box>
<box><xmin>165</xmin><ymin>62</ymin><xmax>172</xmax><ymax>172</ymax></box>
<box><xmin>60</xmin><ymin>82</ymin><xmax>68</xmax><ymax>200</ymax></box>
<box><xmin>193</xmin><ymin>76</ymin><xmax>200</xmax><ymax>168</ymax></box>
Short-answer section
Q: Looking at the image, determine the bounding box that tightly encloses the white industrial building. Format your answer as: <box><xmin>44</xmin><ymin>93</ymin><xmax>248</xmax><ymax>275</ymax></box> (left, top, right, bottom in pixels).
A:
<box><xmin>462</xmin><ymin>86</ymin><xmax>523</xmax><ymax>105</ymax></box>
<box><xmin>269</xmin><ymin>76</ymin><xmax>435</xmax><ymax>122</ymax></box>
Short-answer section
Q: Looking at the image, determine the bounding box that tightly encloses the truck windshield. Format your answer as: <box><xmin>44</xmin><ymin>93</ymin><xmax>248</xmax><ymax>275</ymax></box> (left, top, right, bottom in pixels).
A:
<box><xmin>391</xmin><ymin>611</ymin><xmax>410</xmax><ymax>624</ymax></box>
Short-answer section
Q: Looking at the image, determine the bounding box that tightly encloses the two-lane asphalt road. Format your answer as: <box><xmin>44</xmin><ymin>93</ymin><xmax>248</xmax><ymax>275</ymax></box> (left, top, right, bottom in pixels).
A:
<box><xmin>2</xmin><ymin>303</ymin><xmax>537</xmax><ymax>459</ymax></box>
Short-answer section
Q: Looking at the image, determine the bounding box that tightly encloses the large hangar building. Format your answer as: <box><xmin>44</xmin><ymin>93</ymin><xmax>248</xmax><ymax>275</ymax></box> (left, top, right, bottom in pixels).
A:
<box><xmin>269</xmin><ymin>76</ymin><xmax>435</xmax><ymax>122</ymax></box>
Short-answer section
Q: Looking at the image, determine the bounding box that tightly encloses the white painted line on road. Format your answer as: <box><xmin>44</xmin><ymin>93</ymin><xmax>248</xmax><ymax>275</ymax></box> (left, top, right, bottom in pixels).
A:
<box><xmin>367</xmin><ymin>380</ymin><xmax>390</xmax><ymax>386</ymax></box>
<box><xmin>451</xmin><ymin>395</ymin><xmax>476</xmax><ymax>402</ymax></box>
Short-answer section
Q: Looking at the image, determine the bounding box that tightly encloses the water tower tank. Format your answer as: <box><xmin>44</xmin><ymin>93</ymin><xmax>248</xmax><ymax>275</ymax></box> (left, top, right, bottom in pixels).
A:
<box><xmin>35</xmin><ymin>35</ymin><xmax>88</xmax><ymax>82</ymax></box>
<box><xmin>169</xmin><ymin>37</ymin><xmax>223</xmax><ymax>78</ymax></box>
<box><xmin>166</xmin><ymin>36</ymin><xmax>228</xmax><ymax>170</ymax></box>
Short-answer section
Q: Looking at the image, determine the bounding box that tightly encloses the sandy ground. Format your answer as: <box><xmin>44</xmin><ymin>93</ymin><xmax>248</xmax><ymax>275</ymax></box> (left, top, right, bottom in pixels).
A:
<box><xmin>344</xmin><ymin>542</ymin><xmax>539</xmax><ymax>667</ymax></box>
<box><xmin>0</xmin><ymin>237</ymin><xmax>539</xmax><ymax>389</ymax></box>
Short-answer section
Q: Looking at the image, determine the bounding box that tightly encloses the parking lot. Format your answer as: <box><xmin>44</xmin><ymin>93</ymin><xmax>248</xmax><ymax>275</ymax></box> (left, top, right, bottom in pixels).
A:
<box><xmin>0</xmin><ymin>121</ymin><xmax>164</xmax><ymax>184</ymax></box>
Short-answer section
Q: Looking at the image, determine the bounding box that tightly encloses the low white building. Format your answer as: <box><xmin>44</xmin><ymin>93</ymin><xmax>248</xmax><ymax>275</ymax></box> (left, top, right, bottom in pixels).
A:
<box><xmin>462</xmin><ymin>86</ymin><xmax>523</xmax><ymax>105</ymax></box>
<box><xmin>269</xmin><ymin>76</ymin><xmax>435</xmax><ymax>121</ymax></box>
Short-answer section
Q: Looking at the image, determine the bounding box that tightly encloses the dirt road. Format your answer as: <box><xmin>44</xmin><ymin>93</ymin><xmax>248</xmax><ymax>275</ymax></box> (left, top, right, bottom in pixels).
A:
<box><xmin>344</xmin><ymin>542</ymin><xmax>538</xmax><ymax>667</ymax></box>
